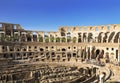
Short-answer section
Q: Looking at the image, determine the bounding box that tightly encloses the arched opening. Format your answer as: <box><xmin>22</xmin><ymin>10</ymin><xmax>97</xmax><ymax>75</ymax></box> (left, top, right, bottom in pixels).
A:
<box><xmin>95</xmin><ymin>49</ymin><xmax>100</xmax><ymax>59</ymax></box>
<box><xmin>114</xmin><ymin>32</ymin><xmax>120</xmax><ymax>43</ymax></box>
<box><xmin>99</xmin><ymin>50</ymin><xmax>104</xmax><ymax>58</ymax></box>
<box><xmin>105</xmin><ymin>52</ymin><xmax>109</xmax><ymax>63</ymax></box>
<box><xmin>57</xmin><ymin>55</ymin><xmax>60</xmax><ymax>61</ymax></box>
<box><xmin>61</xmin><ymin>32</ymin><xmax>65</xmax><ymax>36</ymax></box>
<box><xmin>98</xmin><ymin>32</ymin><xmax>103</xmax><ymax>43</ymax></box>
<box><xmin>73</xmin><ymin>53</ymin><xmax>76</xmax><ymax>57</ymax></box>
<box><xmin>107</xmin><ymin>26</ymin><xmax>110</xmax><ymax>30</ymax></box>
<box><xmin>81</xmin><ymin>49</ymin><xmax>84</xmax><ymax>59</ymax></box>
<box><xmin>40</xmin><ymin>48</ymin><xmax>44</xmax><ymax>51</ymax></box>
<box><xmin>87</xmin><ymin>48</ymin><xmax>90</xmax><ymax>59</ymax></box>
<box><xmin>46</xmin><ymin>51</ymin><xmax>50</xmax><ymax>59</ymax></box>
<box><xmin>73</xmin><ymin>37</ymin><xmax>77</xmax><ymax>43</ymax></box>
<box><xmin>17</xmin><ymin>53</ymin><xmax>21</xmax><ymax>60</ymax></box>
<box><xmin>27</xmin><ymin>34</ymin><xmax>31</xmax><ymax>42</ymax></box>
<box><xmin>16</xmin><ymin>48</ymin><xmax>20</xmax><ymax>51</ymax></box>
<box><xmin>61</xmin><ymin>28</ymin><xmax>66</xmax><ymax>36</ymax></box>
<box><xmin>62</xmin><ymin>48</ymin><xmax>66</xmax><ymax>51</ymax></box>
<box><xmin>78</xmin><ymin>38</ymin><xmax>82</xmax><ymax>43</ymax></box>
<box><xmin>83</xmin><ymin>33</ymin><xmax>87</xmax><ymax>42</ymax></box>
<box><xmin>3</xmin><ymin>54</ymin><xmax>7</xmax><ymax>58</ymax></box>
<box><xmin>91</xmin><ymin>46</ymin><xmax>95</xmax><ymax>59</ymax></box>
<box><xmin>88</xmin><ymin>33</ymin><xmax>93</xmax><ymax>42</ymax></box>
<box><xmin>38</xmin><ymin>35</ymin><xmax>43</xmax><ymax>42</ymax></box>
<box><xmin>33</xmin><ymin>32</ymin><xmax>37</xmax><ymax>42</ymax></box>
<box><xmin>51</xmin><ymin>52</ymin><xmax>55</xmax><ymax>57</ymax></box>
<box><xmin>62</xmin><ymin>52</ymin><xmax>66</xmax><ymax>57</ymax></box>
<box><xmin>95</xmin><ymin>27</ymin><xmax>99</xmax><ymax>31</ymax></box>
<box><xmin>10</xmin><ymin>53</ymin><xmax>13</xmax><ymax>58</ymax></box>
<box><xmin>103</xmin><ymin>32</ymin><xmax>109</xmax><ymax>43</ymax></box>
<box><xmin>108</xmin><ymin>32</ymin><xmax>115</xmax><ymax>42</ymax></box>
<box><xmin>23</xmin><ymin>48</ymin><xmax>26</xmax><ymax>51</ymax></box>
<box><xmin>67</xmin><ymin>53</ymin><xmax>71</xmax><ymax>61</ymax></box>
<box><xmin>61</xmin><ymin>37</ymin><xmax>66</xmax><ymax>42</ymax></box>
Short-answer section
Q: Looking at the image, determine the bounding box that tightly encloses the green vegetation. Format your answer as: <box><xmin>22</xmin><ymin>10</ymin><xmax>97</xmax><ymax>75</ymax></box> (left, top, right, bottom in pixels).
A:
<box><xmin>56</xmin><ymin>37</ymin><xmax>60</xmax><ymax>42</ymax></box>
<box><xmin>88</xmin><ymin>33</ymin><xmax>93</xmax><ymax>39</ymax></box>
<box><xmin>45</xmin><ymin>37</ymin><xmax>49</xmax><ymax>43</ymax></box>
<box><xmin>61</xmin><ymin>37</ymin><xmax>66</xmax><ymax>42</ymax></box>
<box><xmin>38</xmin><ymin>36</ymin><xmax>43</xmax><ymax>42</ymax></box>
<box><xmin>73</xmin><ymin>37</ymin><xmax>77</xmax><ymax>43</ymax></box>
<box><xmin>6</xmin><ymin>35</ymin><xmax>11</xmax><ymax>41</ymax></box>
<box><xmin>50</xmin><ymin>37</ymin><xmax>54</xmax><ymax>42</ymax></box>
<box><xmin>67</xmin><ymin>37</ymin><xmax>71</xmax><ymax>42</ymax></box>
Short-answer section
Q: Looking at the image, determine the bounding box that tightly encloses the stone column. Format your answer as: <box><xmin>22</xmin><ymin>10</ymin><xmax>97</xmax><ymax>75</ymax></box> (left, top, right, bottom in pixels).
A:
<box><xmin>18</xmin><ymin>31</ymin><xmax>21</xmax><ymax>42</ymax></box>
<box><xmin>118</xmin><ymin>45</ymin><xmax>120</xmax><ymax>62</ymax></box>
<box><xmin>30</xmin><ymin>33</ymin><xmax>33</xmax><ymax>42</ymax></box>
<box><xmin>7</xmin><ymin>46</ymin><xmax>9</xmax><ymax>52</ymax></box>
<box><xmin>25</xmin><ymin>32</ymin><xmax>27</xmax><ymax>42</ymax></box>
<box><xmin>36</xmin><ymin>33</ymin><xmax>39</xmax><ymax>42</ymax></box>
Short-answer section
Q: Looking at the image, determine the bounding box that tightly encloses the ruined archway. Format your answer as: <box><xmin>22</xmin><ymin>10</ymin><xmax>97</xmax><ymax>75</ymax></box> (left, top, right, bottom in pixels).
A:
<box><xmin>103</xmin><ymin>32</ymin><xmax>109</xmax><ymax>43</ymax></box>
<box><xmin>98</xmin><ymin>32</ymin><xmax>103</xmax><ymax>43</ymax></box>
<box><xmin>67</xmin><ymin>52</ymin><xmax>71</xmax><ymax>61</ymax></box>
<box><xmin>33</xmin><ymin>32</ymin><xmax>37</xmax><ymax>42</ymax></box>
<box><xmin>27</xmin><ymin>34</ymin><xmax>32</xmax><ymax>42</ymax></box>
<box><xmin>99</xmin><ymin>50</ymin><xmax>104</xmax><ymax>58</ymax></box>
<box><xmin>108</xmin><ymin>32</ymin><xmax>115</xmax><ymax>42</ymax></box>
<box><xmin>114</xmin><ymin>32</ymin><xmax>120</xmax><ymax>43</ymax></box>
<box><xmin>95</xmin><ymin>49</ymin><xmax>100</xmax><ymax>59</ymax></box>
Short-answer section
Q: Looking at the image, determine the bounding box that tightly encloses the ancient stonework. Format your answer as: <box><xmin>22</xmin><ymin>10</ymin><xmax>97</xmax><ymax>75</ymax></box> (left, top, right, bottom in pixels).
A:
<box><xmin>0</xmin><ymin>22</ymin><xmax>120</xmax><ymax>83</ymax></box>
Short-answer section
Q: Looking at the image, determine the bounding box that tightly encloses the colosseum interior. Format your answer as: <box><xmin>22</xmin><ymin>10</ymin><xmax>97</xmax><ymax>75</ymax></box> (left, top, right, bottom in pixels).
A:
<box><xmin>0</xmin><ymin>22</ymin><xmax>120</xmax><ymax>83</ymax></box>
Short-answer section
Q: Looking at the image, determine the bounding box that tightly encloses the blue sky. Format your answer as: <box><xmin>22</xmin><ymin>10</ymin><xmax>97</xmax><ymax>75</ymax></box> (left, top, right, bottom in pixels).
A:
<box><xmin>0</xmin><ymin>0</ymin><xmax>120</xmax><ymax>31</ymax></box>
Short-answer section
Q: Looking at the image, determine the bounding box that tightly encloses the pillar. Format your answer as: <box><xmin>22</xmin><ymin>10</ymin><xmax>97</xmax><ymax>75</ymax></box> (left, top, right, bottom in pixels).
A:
<box><xmin>118</xmin><ymin>45</ymin><xmax>120</xmax><ymax>62</ymax></box>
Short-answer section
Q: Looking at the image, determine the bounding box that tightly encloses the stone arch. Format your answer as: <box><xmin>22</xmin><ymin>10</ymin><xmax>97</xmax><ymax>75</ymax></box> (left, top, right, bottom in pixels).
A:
<box><xmin>87</xmin><ymin>47</ymin><xmax>90</xmax><ymax>59</ymax></box>
<box><xmin>62</xmin><ymin>52</ymin><xmax>66</xmax><ymax>57</ymax></box>
<box><xmin>108</xmin><ymin>32</ymin><xmax>115</xmax><ymax>42</ymax></box>
<box><xmin>61</xmin><ymin>28</ymin><xmax>66</xmax><ymax>36</ymax></box>
<box><xmin>56</xmin><ymin>37</ymin><xmax>60</xmax><ymax>42</ymax></box>
<box><xmin>114</xmin><ymin>32</ymin><xmax>120</xmax><ymax>43</ymax></box>
<box><xmin>3</xmin><ymin>53</ymin><xmax>8</xmax><ymax>58</ymax></box>
<box><xmin>62</xmin><ymin>48</ymin><xmax>66</xmax><ymax>51</ymax></box>
<box><xmin>27</xmin><ymin>33</ymin><xmax>32</xmax><ymax>42</ymax></box>
<box><xmin>83</xmin><ymin>33</ymin><xmax>87</xmax><ymax>42</ymax></box>
<box><xmin>95</xmin><ymin>49</ymin><xmax>100</xmax><ymax>59</ymax></box>
<box><xmin>57</xmin><ymin>55</ymin><xmax>60</xmax><ymax>61</ymax></box>
<box><xmin>81</xmin><ymin>49</ymin><xmax>84</xmax><ymax>59</ymax></box>
<box><xmin>73</xmin><ymin>53</ymin><xmax>77</xmax><ymax>57</ymax></box>
<box><xmin>16</xmin><ymin>53</ymin><xmax>21</xmax><ymax>60</ymax></box>
<box><xmin>21</xmin><ymin>47</ymin><xmax>26</xmax><ymax>51</ymax></box>
<box><xmin>99</xmin><ymin>50</ymin><xmax>104</xmax><ymax>58</ymax></box>
<box><xmin>77</xmin><ymin>49</ymin><xmax>81</xmax><ymax>58</ymax></box>
<box><xmin>103</xmin><ymin>32</ymin><xmax>109</xmax><ymax>43</ymax></box>
<box><xmin>46</xmin><ymin>51</ymin><xmax>50</xmax><ymax>59</ymax></box>
<box><xmin>91</xmin><ymin>46</ymin><xmax>96</xmax><ymax>59</ymax></box>
<box><xmin>67</xmin><ymin>52</ymin><xmax>71</xmax><ymax>61</ymax></box>
<box><xmin>40</xmin><ymin>48</ymin><xmax>44</xmax><ymax>51</ymax></box>
<box><xmin>98</xmin><ymin>32</ymin><xmax>103</xmax><ymax>43</ymax></box>
<box><xmin>107</xmin><ymin>25</ymin><xmax>110</xmax><ymax>30</ymax></box>
<box><xmin>10</xmin><ymin>53</ymin><xmax>14</xmax><ymax>58</ymax></box>
<box><xmin>33</xmin><ymin>32</ymin><xmax>37</xmax><ymax>42</ymax></box>
<box><xmin>105</xmin><ymin>52</ymin><xmax>109</xmax><ymax>63</ymax></box>
<box><xmin>16</xmin><ymin>47</ymin><xmax>21</xmax><ymax>51</ymax></box>
<box><xmin>78</xmin><ymin>37</ymin><xmax>82</xmax><ymax>43</ymax></box>
<box><xmin>51</xmin><ymin>51</ymin><xmax>55</xmax><ymax>57</ymax></box>
<box><xmin>88</xmin><ymin>33</ymin><xmax>93</xmax><ymax>42</ymax></box>
<box><xmin>95</xmin><ymin>27</ymin><xmax>99</xmax><ymax>31</ymax></box>
<box><xmin>110</xmin><ymin>52</ymin><xmax>115</xmax><ymax>62</ymax></box>
<box><xmin>38</xmin><ymin>34</ymin><xmax>43</xmax><ymax>42</ymax></box>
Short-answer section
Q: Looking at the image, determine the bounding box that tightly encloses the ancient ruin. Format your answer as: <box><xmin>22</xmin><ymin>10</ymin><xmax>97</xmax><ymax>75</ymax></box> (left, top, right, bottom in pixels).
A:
<box><xmin>0</xmin><ymin>22</ymin><xmax>120</xmax><ymax>83</ymax></box>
